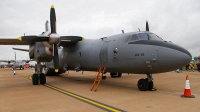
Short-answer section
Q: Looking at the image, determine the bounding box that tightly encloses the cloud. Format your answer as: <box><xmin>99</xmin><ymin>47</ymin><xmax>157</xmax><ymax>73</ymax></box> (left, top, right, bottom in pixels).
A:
<box><xmin>0</xmin><ymin>0</ymin><xmax>200</xmax><ymax>60</ymax></box>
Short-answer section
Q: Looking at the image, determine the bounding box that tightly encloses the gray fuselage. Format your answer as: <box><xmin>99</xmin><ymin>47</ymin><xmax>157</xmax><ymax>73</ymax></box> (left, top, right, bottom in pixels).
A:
<box><xmin>46</xmin><ymin>31</ymin><xmax>191</xmax><ymax>74</ymax></box>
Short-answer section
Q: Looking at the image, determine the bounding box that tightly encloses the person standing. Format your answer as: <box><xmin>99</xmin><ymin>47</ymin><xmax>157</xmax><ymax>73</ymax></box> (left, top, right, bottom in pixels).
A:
<box><xmin>185</xmin><ymin>64</ymin><xmax>189</xmax><ymax>70</ymax></box>
<box><xmin>196</xmin><ymin>62</ymin><xmax>200</xmax><ymax>72</ymax></box>
<box><xmin>190</xmin><ymin>63</ymin><xmax>194</xmax><ymax>72</ymax></box>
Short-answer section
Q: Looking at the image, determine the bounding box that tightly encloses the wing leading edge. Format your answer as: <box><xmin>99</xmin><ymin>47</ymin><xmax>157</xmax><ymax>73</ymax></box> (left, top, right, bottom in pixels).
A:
<box><xmin>0</xmin><ymin>38</ymin><xmax>32</xmax><ymax>45</ymax></box>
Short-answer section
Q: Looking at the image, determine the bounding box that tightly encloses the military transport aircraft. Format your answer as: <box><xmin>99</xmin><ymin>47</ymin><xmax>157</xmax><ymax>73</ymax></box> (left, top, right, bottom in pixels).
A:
<box><xmin>0</xmin><ymin>5</ymin><xmax>191</xmax><ymax>91</ymax></box>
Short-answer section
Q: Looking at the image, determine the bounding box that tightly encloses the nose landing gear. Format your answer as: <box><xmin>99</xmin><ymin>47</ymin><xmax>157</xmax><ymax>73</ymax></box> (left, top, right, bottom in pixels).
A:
<box><xmin>137</xmin><ymin>74</ymin><xmax>156</xmax><ymax>91</ymax></box>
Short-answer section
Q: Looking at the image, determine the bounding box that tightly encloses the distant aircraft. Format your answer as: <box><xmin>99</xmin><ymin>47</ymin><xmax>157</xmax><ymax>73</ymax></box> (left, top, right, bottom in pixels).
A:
<box><xmin>0</xmin><ymin>6</ymin><xmax>191</xmax><ymax>91</ymax></box>
<box><xmin>0</xmin><ymin>62</ymin><xmax>8</xmax><ymax>68</ymax></box>
<box><xmin>0</xmin><ymin>60</ymin><xmax>26</xmax><ymax>70</ymax></box>
<box><xmin>0</xmin><ymin>52</ymin><xmax>29</xmax><ymax>70</ymax></box>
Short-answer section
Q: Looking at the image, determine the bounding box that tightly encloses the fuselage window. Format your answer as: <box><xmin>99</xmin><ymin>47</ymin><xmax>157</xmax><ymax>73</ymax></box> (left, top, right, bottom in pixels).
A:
<box><xmin>129</xmin><ymin>34</ymin><xmax>139</xmax><ymax>41</ymax></box>
<box><xmin>138</xmin><ymin>33</ymin><xmax>149</xmax><ymax>40</ymax></box>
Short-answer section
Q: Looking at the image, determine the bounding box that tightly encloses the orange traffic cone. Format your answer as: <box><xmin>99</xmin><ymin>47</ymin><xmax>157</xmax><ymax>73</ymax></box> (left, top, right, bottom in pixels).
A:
<box><xmin>181</xmin><ymin>75</ymin><xmax>195</xmax><ymax>98</ymax></box>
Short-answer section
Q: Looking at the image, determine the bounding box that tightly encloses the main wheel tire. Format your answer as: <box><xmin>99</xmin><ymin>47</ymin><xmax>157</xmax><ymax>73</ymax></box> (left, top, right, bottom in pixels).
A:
<box><xmin>40</xmin><ymin>73</ymin><xmax>46</xmax><ymax>84</ymax></box>
<box><xmin>32</xmin><ymin>74</ymin><xmax>38</xmax><ymax>85</ymax></box>
<box><xmin>110</xmin><ymin>73</ymin><xmax>116</xmax><ymax>78</ymax></box>
<box><xmin>102</xmin><ymin>76</ymin><xmax>107</xmax><ymax>79</ymax></box>
<box><xmin>117</xmin><ymin>73</ymin><xmax>122</xmax><ymax>77</ymax></box>
<box><xmin>137</xmin><ymin>79</ymin><xmax>148</xmax><ymax>91</ymax></box>
<box><xmin>148</xmin><ymin>81</ymin><xmax>154</xmax><ymax>91</ymax></box>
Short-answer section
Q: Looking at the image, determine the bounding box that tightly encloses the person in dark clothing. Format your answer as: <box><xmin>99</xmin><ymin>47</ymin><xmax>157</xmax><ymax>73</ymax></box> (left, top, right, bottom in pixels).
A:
<box><xmin>185</xmin><ymin>64</ymin><xmax>189</xmax><ymax>70</ymax></box>
<box><xmin>196</xmin><ymin>63</ymin><xmax>200</xmax><ymax>72</ymax></box>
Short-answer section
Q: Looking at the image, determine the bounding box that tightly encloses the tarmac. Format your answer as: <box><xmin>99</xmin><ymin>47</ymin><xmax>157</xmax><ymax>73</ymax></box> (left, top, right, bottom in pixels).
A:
<box><xmin>0</xmin><ymin>68</ymin><xmax>200</xmax><ymax>112</ymax></box>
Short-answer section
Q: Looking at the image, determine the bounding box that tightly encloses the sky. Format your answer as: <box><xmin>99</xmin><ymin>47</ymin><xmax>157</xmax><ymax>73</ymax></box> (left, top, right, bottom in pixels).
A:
<box><xmin>0</xmin><ymin>0</ymin><xmax>200</xmax><ymax>60</ymax></box>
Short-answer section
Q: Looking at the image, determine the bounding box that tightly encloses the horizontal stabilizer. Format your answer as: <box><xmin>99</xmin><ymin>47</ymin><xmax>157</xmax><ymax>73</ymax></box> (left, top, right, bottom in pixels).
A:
<box><xmin>0</xmin><ymin>60</ymin><xmax>15</xmax><ymax>63</ymax></box>
<box><xmin>12</xmin><ymin>47</ymin><xmax>29</xmax><ymax>52</ymax></box>
<box><xmin>21</xmin><ymin>59</ymin><xmax>34</xmax><ymax>63</ymax></box>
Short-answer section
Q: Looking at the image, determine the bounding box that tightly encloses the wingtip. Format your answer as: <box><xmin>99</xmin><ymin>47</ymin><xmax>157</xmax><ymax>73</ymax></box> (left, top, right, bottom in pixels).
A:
<box><xmin>55</xmin><ymin>69</ymin><xmax>59</xmax><ymax>72</ymax></box>
<box><xmin>51</xmin><ymin>5</ymin><xmax>54</xmax><ymax>8</ymax></box>
<box><xmin>82</xmin><ymin>37</ymin><xmax>85</xmax><ymax>41</ymax></box>
<box><xmin>18</xmin><ymin>36</ymin><xmax>22</xmax><ymax>41</ymax></box>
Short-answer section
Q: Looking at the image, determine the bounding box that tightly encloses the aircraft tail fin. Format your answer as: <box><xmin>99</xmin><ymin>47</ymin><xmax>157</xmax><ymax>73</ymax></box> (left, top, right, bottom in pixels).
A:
<box><xmin>14</xmin><ymin>52</ymin><xmax>16</xmax><ymax>62</ymax></box>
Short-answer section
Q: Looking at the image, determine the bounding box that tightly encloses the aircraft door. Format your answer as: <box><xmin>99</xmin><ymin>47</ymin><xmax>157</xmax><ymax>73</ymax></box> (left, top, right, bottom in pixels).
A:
<box><xmin>145</xmin><ymin>49</ymin><xmax>159</xmax><ymax>73</ymax></box>
<box><xmin>100</xmin><ymin>42</ymin><xmax>109</xmax><ymax>65</ymax></box>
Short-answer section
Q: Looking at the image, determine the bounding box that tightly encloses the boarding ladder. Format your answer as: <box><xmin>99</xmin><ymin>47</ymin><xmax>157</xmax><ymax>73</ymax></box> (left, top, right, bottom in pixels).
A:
<box><xmin>91</xmin><ymin>66</ymin><xmax>106</xmax><ymax>92</ymax></box>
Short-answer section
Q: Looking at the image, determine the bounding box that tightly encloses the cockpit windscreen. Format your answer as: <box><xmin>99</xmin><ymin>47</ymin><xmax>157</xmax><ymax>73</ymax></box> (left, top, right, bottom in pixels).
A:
<box><xmin>138</xmin><ymin>33</ymin><xmax>163</xmax><ymax>40</ymax></box>
<box><xmin>123</xmin><ymin>33</ymin><xmax>163</xmax><ymax>43</ymax></box>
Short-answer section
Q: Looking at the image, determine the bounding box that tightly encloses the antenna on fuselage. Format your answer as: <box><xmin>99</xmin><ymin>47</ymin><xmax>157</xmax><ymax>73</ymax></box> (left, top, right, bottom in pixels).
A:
<box><xmin>138</xmin><ymin>28</ymin><xmax>140</xmax><ymax>32</ymax></box>
<box><xmin>122</xmin><ymin>30</ymin><xmax>124</xmax><ymax>33</ymax></box>
<box><xmin>146</xmin><ymin>20</ymin><xmax>149</xmax><ymax>31</ymax></box>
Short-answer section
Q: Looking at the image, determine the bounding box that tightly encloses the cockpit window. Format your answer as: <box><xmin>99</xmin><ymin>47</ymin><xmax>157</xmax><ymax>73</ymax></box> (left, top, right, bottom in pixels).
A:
<box><xmin>148</xmin><ymin>33</ymin><xmax>161</xmax><ymax>40</ymax></box>
<box><xmin>123</xmin><ymin>34</ymin><xmax>139</xmax><ymax>43</ymax></box>
<box><xmin>138</xmin><ymin>33</ymin><xmax>163</xmax><ymax>40</ymax></box>
<box><xmin>123</xmin><ymin>35</ymin><xmax>131</xmax><ymax>43</ymax></box>
<box><xmin>129</xmin><ymin>35</ymin><xmax>139</xmax><ymax>41</ymax></box>
<box><xmin>138</xmin><ymin>33</ymin><xmax>149</xmax><ymax>40</ymax></box>
<box><xmin>157</xmin><ymin>35</ymin><xmax>163</xmax><ymax>40</ymax></box>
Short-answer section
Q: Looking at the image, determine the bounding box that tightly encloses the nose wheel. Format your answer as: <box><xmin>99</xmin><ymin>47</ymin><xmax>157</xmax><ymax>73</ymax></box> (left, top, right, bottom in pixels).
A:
<box><xmin>137</xmin><ymin>74</ymin><xmax>155</xmax><ymax>91</ymax></box>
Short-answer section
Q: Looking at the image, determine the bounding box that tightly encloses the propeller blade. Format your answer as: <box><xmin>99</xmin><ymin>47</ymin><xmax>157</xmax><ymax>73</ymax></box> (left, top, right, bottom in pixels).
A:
<box><xmin>53</xmin><ymin>44</ymin><xmax>59</xmax><ymax>72</ymax></box>
<box><xmin>18</xmin><ymin>36</ymin><xmax>49</xmax><ymax>42</ymax></box>
<box><xmin>146</xmin><ymin>20</ymin><xmax>149</xmax><ymax>31</ymax></box>
<box><xmin>50</xmin><ymin>5</ymin><xmax>56</xmax><ymax>33</ymax></box>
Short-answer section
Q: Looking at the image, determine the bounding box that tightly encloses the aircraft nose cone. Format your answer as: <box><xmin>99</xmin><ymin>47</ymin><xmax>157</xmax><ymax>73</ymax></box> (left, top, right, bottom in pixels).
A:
<box><xmin>157</xmin><ymin>42</ymin><xmax>191</xmax><ymax>72</ymax></box>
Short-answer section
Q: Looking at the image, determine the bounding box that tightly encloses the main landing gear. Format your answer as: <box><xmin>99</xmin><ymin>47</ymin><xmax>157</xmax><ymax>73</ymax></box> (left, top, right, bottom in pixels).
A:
<box><xmin>137</xmin><ymin>74</ymin><xmax>155</xmax><ymax>91</ymax></box>
<box><xmin>32</xmin><ymin>63</ymin><xmax>46</xmax><ymax>85</ymax></box>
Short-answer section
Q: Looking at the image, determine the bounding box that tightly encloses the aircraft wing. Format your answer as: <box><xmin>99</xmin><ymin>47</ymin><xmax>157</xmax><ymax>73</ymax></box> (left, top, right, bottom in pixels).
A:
<box><xmin>0</xmin><ymin>60</ymin><xmax>15</xmax><ymax>63</ymax></box>
<box><xmin>0</xmin><ymin>38</ymin><xmax>32</xmax><ymax>45</ymax></box>
<box><xmin>12</xmin><ymin>47</ymin><xmax>29</xmax><ymax>52</ymax></box>
<box><xmin>21</xmin><ymin>59</ymin><xmax>35</xmax><ymax>62</ymax></box>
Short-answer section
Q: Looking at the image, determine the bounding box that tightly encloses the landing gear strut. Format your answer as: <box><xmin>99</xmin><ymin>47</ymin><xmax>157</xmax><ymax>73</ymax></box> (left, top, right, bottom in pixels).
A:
<box><xmin>137</xmin><ymin>74</ymin><xmax>154</xmax><ymax>91</ymax></box>
<box><xmin>32</xmin><ymin>62</ymin><xmax>46</xmax><ymax>85</ymax></box>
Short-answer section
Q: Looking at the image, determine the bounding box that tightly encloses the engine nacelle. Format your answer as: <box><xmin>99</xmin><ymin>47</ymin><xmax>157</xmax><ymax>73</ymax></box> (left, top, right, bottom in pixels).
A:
<box><xmin>32</xmin><ymin>42</ymin><xmax>53</xmax><ymax>62</ymax></box>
